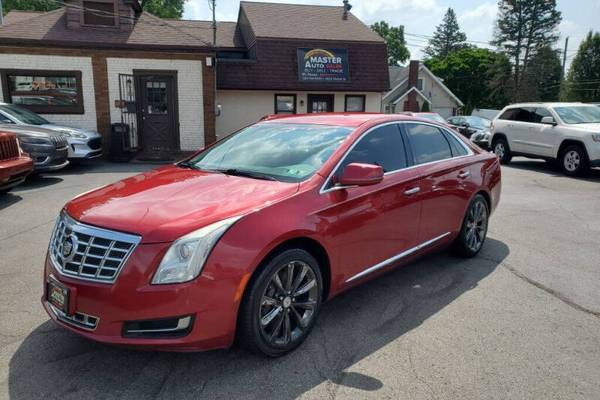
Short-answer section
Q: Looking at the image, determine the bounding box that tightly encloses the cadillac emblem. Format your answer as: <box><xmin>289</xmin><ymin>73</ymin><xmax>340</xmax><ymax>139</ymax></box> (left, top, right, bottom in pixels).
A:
<box><xmin>62</xmin><ymin>234</ymin><xmax>77</xmax><ymax>262</ymax></box>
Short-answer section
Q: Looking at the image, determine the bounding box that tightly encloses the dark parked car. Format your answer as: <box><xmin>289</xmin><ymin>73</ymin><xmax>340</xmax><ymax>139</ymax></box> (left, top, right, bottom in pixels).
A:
<box><xmin>0</xmin><ymin>130</ymin><xmax>34</xmax><ymax>193</ymax></box>
<box><xmin>447</xmin><ymin>116</ymin><xmax>492</xmax><ymax>149</ymax></box>
<box><xmin>0</xmin><ymin>125</ymin><xmax>69</xmax><ymax>172</ymax></box>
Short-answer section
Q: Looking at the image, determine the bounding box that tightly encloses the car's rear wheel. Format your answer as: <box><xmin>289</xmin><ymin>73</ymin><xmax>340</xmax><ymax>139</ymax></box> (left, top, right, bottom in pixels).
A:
<box><xmin>237</xmin><ymin>249</ymin><xmax>323</xmax><ymax>357</ymax></box>
<box><xmin>560</xmin><ymin>144</ymin><xmax>589</xmax><ymax>176</ymax></box>
<box><xmin>492</xmin><ymin>137</ymin><xmax>512</xmax><ymax>165</ymax></box>
<box><xmin>452</xmin><ymin>194</ymin><xmax>489</xmax><ymax>257</ymax></box>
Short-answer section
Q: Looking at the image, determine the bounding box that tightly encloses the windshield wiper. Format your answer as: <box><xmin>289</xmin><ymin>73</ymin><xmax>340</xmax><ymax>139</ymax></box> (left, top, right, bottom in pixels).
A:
<box><xmin>221</xmin><ymin>168</ymin><xmax>279</xmax><ymax>181</ymax></box>
<box><xmin>177</xmin><ymin>161</ymin><xmax>198</xmax><ymax>170</ymax></box>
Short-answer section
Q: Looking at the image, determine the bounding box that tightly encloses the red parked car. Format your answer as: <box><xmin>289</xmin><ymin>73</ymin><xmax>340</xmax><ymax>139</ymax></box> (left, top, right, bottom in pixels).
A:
<box><xmin>0</xmin><ymin>130</ymin><xmax>34</xmax><ymax>193</ymax></box>
<box><xmin>43</xmin><ymin>113</ymin><xmax>501</xmax><ymax>356</ymax></box>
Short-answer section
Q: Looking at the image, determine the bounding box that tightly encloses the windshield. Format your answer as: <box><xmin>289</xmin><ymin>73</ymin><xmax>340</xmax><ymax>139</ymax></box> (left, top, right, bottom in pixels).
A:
<box><xmin>0</xmin><ymin>104</ymin><xmax>49</xmax><ymax>125</ymax></box>
<box><xmin>553</xmin><ymin>106</ymin><xmax>600</xmax><ymax>124</ymax></box>
<box><xmin>465</xmin><ymin>116</ymin><xmax>491</xmax><ymax>129</ymax></box>
<box><xmin>186</xmin><ymin>123</ymin><xmax>353</xmax><ymax>182</ymax></box>
<box><xmin>417</xmin><ymin>113</ymin><xmax>446</xmax><ymax>124</ymax></box>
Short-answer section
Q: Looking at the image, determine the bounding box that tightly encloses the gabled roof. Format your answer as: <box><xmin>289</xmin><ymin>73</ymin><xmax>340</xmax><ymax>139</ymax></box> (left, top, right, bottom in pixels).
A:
<box><xmin>384</xmin><ymin>62</ymin><xmax>464</xmax><ymax>107</ymax></box>
<box><xmin>0</xmin><ymin>8</ymin><xmax>243</xmax><ymax>49</ymax></box>
<box><xmin>391</xmin><ymin>87</ymin><xmax>432</xmax><ymax>105</ymax></box>
<box><xmin>239</xmin><ymin>1</ymin><xmax>384</xmax><ymax>43</ymax></box>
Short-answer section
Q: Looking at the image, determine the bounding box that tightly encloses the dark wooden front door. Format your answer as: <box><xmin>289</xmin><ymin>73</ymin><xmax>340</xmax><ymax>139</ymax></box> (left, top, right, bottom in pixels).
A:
<box><xmin>138</xmin><ymin>74</ymin><xmax>177</xmax><ymax>156</ymax></box>
<box><xmin>307</xmin><ymin>94</ymin><xmax>334</xmax><ymax>113</ymax></box>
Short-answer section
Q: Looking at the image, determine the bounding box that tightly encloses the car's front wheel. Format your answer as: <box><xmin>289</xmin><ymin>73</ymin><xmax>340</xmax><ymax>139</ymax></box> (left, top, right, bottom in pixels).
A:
<box><xmin>492</xmin><ymin>137</ymin><xmax>512</xmax><ymax>165</ymax></box>
<box><xmin>560</xmin><ymin>144</ymin><xmax>589</xmax><ymax>176</ymax></box>
<box><xmin>238</xmin><ymin>249</ymin><xmax>323</xmax><ymax>357</ymax></box>
<box><xmin>452</xmin><ymin>194</ymin><xmax>489</xmax><ymax>257</ymax></box>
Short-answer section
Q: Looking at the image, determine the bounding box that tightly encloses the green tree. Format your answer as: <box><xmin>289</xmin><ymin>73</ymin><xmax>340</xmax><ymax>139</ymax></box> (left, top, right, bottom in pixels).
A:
<box><xmin>492</xmin><ymin>0</ymin><xmax>561</xmax><ymax>100</ymax></box>
<box><xmin>562</xmin><ymin>31</ymin><xmax>600</xmax><ymax>102</ymax></box>
<box><xmin>426</xmin><ymin>47</ymin><xmax>513</xmax><ymax>114</ymax></box>
<box><xmin>141</xmin><ymin>0</ymin><xmax>186</xmax><ymax>19</ymax></box>
<box><xmin>371</xmin><ymin>21</ymin><xmax>410</xmax><ymax>66</ymax></box>
<box><xmin>424</xmin><ymin>8</ymin><xmax>467</xmax><ymax>59</ymax></box>
<box><xmin>2</xmin><ymin>0</ymin><xmax>59</xmax><ymax>14</ymax></box>
<box><xmin>2</xmin><ymin>0</ymin><xmax>187</xmax><ymax>19</ymax></box>
<box><xmin>520</xmin><ymin>45</ymin><xmax>562</xmax><ymax>101</ymax></box>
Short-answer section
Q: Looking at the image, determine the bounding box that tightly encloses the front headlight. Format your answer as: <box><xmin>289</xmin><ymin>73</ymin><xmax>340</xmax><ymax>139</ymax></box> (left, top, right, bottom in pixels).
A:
<box><xmin>60</xmin><ymin>130</ymin><xmax>87</xmax><ymax>139</ymax></box>
<box><xmin>152</xmin><ymin>216</ymin><xmax>242</xmax><ymax>284</ymax></box>
<box><xmin>18</xmin><ymin>136</ymin><xmax>51</xmax><ymax>145</ymax></box>
<box><xmin>591</xmin><ymin>134</ymin><xmax>600</xmax><ymax>142</ymax></box>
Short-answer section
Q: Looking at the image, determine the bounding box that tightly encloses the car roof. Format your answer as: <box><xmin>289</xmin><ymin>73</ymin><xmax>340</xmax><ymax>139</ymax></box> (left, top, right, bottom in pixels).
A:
<box><xmin>259</xmin><ymin>112</ymin><xmax>432</xmax><ymax>128</ymax></box>
<box><xmin>504</xmin><ymin>102</ymin><xmax>589</xmax><ymax>108</ymax></box>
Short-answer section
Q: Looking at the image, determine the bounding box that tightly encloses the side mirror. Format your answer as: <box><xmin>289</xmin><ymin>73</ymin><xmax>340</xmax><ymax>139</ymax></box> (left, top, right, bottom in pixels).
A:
<box><xmin>338</xmin><ymin>163</ymin><xmax>383</xmax><ymax>187</ymax></box>
<box><xmin>541</xmin><ymin>116</ymin><xmax>556</xmax><ymax>125</ymax></box>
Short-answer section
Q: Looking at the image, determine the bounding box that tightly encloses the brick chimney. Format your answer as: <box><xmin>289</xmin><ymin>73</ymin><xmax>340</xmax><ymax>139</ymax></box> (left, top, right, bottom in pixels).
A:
<box><xmin>404</xmin><ymin>60</ymin><xmax>420</xmax><ymax>112</ymax></box>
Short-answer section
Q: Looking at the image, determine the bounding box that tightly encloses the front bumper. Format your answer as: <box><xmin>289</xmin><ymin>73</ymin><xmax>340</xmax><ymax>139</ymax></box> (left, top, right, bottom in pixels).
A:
<box><xmin>42</xmin><ymin>242</ymin><xmax>241</xmax><ymax>352</ymax></box>
<box><xmin>21</xmin><ymin>143</ymin><xmax>69</xmax><ymax>172</ymax></box>
<box><xmin>67</xmin><ymin>137</ymin><xmax>103</xmax><ymax>159</ymax></box>
<box><xmin>0</xmin><ymin>156</ymin><xmax>33</xmax><ymax>190</ymax></box>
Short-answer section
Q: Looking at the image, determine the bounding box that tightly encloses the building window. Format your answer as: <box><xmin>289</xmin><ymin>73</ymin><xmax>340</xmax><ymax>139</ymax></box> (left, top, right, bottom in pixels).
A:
<box><xmin>274</xmin><ymin>94</ymin><xmax>296</xmax><ymax>114</ymax></box>
<box><xmin>0</xmin><ymin>69</ymin><xmax>84</xmax><ymax>114</ymax></box>
<box><xmin>83</xmin><ymin>0</ymin><xmax>117</xmax><ymax>26</ymax></box>
<box><xmin>417</xmin><ymin>78</ymin><xmax>423</xmax><ymax>91</ymax></box>
<box><xmin>345</xmin><ymin>95</ymin><xmax>366</xmax><ymax>112</ymax></box>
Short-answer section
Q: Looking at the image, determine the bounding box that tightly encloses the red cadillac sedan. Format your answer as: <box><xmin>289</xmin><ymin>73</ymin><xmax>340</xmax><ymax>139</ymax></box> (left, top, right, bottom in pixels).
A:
<box><xmin>43</xmin><ymin>113</ymin><xmax>501</xmax><ymax>356</ymax></box>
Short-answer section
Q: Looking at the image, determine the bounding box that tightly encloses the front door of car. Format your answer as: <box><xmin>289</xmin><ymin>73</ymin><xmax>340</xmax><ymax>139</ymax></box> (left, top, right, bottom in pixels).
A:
<box><xmin>525</xmin><ymin>108</ymin><xmax>558</xmax><ymax>157</ymax></box>
<box><xmin>403</xmin><ymin>123</ymin><xmax>473</xmax><ymax>242</ymax></box>
<box><xmin>318</xmin><ymin>123</ymin><xmax>422</xmax><ymax>283</ymax></box>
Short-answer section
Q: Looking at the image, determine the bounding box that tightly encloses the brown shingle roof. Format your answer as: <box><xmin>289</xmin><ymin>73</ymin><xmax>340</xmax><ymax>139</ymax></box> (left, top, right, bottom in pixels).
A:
<box><xmin>0</xmin><ymin>8</ymin><xmax>242</xmax><ymax>49</ymax></box>
<box><xmin>239</xmin><ymin>1</ymin><xmax>384</xmax><ymax>43</ymax></box>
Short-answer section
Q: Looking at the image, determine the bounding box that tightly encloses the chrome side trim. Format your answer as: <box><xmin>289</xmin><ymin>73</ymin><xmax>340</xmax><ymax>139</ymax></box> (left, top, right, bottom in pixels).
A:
<box><xmin>346</xmin><ymin>232</ymin><xmax>451</xmax><ymax>283</ymax></box>
<box><xmin>319</xmin><ymin>121</ymin><xmax>474</xmax><ymax>195</ymax></box>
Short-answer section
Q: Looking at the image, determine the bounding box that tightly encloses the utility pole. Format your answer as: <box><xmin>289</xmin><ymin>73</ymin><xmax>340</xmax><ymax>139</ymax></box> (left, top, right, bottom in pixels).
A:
<box><xmin>562</xmin><ymin>36</ymin><xmax>569</xmax><ymax>79</ymax></box>
<box><xmin>211</xmin><ymin>0</ymin><xmax>216</xmax><ymax>46</ymax></box>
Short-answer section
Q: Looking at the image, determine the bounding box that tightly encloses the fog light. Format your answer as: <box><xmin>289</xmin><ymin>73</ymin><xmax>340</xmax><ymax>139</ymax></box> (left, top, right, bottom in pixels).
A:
<box><xmin>122</xmin><ymin>315</ymin><xmax>194</xmax><ymax>338</ymax></box>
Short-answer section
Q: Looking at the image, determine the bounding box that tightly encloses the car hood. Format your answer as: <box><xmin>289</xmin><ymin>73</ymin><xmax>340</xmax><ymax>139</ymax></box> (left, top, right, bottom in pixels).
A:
<box><xmin>40</xmin><ymin>124</ymin><xmax>101</xmax><ymax>138</ymax></box>
<box><xmin>567</xmin><ymin>123</ymin><xmax>600</xmax><ymax>132</ymax></box>
<box><xmin>0</xmin><ymin>123</ymin><xmax>66</xmax><ymax>139</ymax></box>
<box><xmin>65</xmin><ymin>165</ymin><xmax>300</xmax><ymax>243</ymax></box>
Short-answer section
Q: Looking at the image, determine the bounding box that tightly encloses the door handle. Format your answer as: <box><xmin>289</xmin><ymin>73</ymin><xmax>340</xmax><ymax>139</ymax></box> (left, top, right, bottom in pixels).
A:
<box><xmin>404</xmin><ymin>187</ymin><xmax>420</xmax><ymax>196</ymax></box>
<box><xmin>458</xmin><ymin>170</ymin><xmax>470</xmax><ymax>179</ymax></box>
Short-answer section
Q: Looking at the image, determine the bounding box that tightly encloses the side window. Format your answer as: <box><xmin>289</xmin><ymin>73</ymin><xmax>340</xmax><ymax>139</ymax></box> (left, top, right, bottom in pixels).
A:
<box><xmin>405</xmin><ymin>123</ymin><xmax>452</xmax><ymax>164</ymax></box>
<box><xmin>532</xmin><ymin>108</ymin><xmax>551</xmax><ymax>123</ymax></box>
<box><xmin>442</xmin><ymin>130</ymin><xmax>468</xmax><ymax>156</ymax></box>
<box><xmin>514</xmin><ymin>107</ymin><xmax>535</xmax><ymax>123</ymax></box>
<box><xmin>498</xmin><ymin>108</ymin><xmax>518</xmax><ymax>120</ymax></box>
<box><xmin>335</xmin><ymin>124</ymin><xmax>407</xmax><ymax>180</ymax></box>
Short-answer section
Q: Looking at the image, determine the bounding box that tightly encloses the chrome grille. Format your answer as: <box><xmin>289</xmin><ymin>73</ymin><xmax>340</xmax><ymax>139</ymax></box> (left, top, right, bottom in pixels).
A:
<box><xmin>0</xmin><ymin>134</ymin><xmax>19</xmax><ymax>160</ymax></box>
<box><xmin>49</xmin><ymin>213</ymin><xmax>141</xmax><ymax>283</ymax></box>
<box><xmin>51</xmin><ymin>135</ymin><xmax>68</xmax><ymax>149</ymax></box>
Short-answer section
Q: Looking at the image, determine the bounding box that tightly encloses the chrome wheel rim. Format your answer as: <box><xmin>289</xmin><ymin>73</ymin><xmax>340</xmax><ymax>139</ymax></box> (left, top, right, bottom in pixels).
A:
<box><xmin>259</xmin><ymin>261</ymin><xmax>318</xmax><ymax>346</ymax></box>
<box><xmin>494</xmin><ymin>142</ymin><xmax>505</xmax><ymax>159</ymax></box>
<box><xmin>563</xmin><ymin>150</ymin><xmax>580</xmax><ymax>172</ymax></box>
<box><xmin>465</xmin><ymin>201</ymin><xmax>487</xmax><ymax>252</ymax></box>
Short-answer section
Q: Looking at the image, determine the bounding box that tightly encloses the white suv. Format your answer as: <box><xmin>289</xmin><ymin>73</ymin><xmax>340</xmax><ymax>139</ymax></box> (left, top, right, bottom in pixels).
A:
<box><xmin>490</xmin><ymin>103</ymin><xmax>600</xmax><ymax>176</ymax></box>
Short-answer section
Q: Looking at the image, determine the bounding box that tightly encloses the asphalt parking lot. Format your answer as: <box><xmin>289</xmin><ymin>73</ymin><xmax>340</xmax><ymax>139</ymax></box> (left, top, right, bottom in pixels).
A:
<box><xmin>1</xmin><ymin>159</ymin><xmax>599</xmax><ymax>400</ymax></box>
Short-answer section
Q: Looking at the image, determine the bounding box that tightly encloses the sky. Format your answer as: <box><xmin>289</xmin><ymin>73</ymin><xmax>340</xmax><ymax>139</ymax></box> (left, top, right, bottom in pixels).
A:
<box><xmin>183</xmin><ymin>0</ymin><xmax>600</xmax><ymax>69</ymax></box>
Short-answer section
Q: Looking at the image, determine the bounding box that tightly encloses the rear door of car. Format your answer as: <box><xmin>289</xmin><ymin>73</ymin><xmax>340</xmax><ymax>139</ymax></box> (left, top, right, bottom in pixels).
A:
<box><xmin>319</xmin><ymin>122</ymin><xmax>422</xmax><ymax>283</ymax></box>
<box><xmin>402</xmin><ymin>122</ymin><xmax>475</xmax><ymax>242</ymax></box>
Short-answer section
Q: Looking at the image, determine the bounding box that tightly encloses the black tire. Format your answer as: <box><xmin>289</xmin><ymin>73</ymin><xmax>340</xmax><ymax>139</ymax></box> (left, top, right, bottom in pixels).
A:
<box><xmin>452</xmin><ymin>194</ymin><xmax>489</xmax><ymax>258</ymax></box>
<box><xmin>237</xmin><ymin>249</ymin><xmax>323</xmax><ymax>357</ymax></box>
<box><xmin>559</xmin><ymin>144</ymin><xmax>589</xmax><ymax>177</ymax></box>
<box><xmin>492</xmin><ymin>137</ymin><xmax>512</xmax><ymax>165</ymax></box>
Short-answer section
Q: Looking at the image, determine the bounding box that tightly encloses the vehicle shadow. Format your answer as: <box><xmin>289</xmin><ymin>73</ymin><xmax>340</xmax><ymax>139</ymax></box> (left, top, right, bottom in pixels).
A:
<box><xmin>0</xmin><ymin>192</ymin><xmax>22</xmax><ymax>210</ymax></box>
<box><xmin>14</xmin><ymin>175</ymin><xmax>64</xmax><ymax>191</ymax></box>
<box><xmin>8</xmin><ymin>239</ymin><xmax>509</xmax><ymax>400</ymax></box>
<box><xmin>57</xmin><ymin>161</ymin><xmax>159</xmax><ymax>176</ymax></box>
<box><xmin>506</xmin><ymin>158</ymin><xmax>600</xmax><ymax>182</ymax></box>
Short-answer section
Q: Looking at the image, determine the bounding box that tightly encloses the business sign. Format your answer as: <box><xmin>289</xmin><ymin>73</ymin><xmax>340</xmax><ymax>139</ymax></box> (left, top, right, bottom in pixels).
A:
<box><xmin>297</xmin><ymin>48</ymin><xmax>349</xmax><ymax>82</ymax></box>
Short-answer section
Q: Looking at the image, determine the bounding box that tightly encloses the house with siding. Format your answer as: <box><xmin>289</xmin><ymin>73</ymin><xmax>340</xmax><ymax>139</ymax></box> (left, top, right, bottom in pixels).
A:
<box><xmin>0</xmin><ymin>0</ymin><xmax>389</xmax><ymax>159</ymax></box>
<box><xmin>382</xmin><ymin>60</ymin><xmax>463</xmax><ymax>118</ymax></box>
